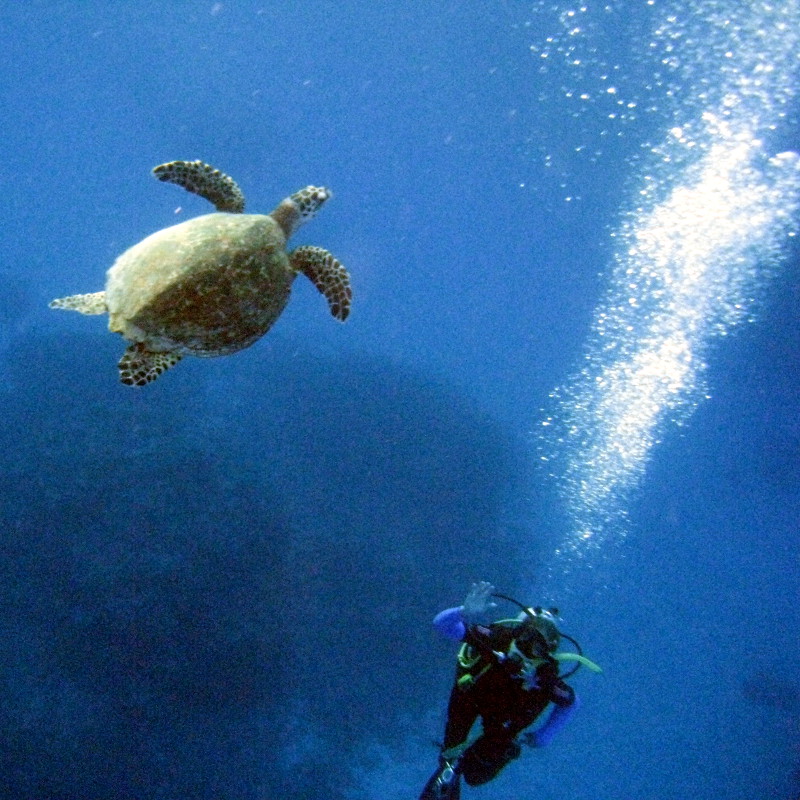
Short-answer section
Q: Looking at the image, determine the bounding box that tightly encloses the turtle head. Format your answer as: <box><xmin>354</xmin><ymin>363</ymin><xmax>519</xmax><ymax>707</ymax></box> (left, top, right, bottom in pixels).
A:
<box><xmin>271</xmin><ymin>185</ymin><xmax>331</xmax><ymax>238</ymax></box>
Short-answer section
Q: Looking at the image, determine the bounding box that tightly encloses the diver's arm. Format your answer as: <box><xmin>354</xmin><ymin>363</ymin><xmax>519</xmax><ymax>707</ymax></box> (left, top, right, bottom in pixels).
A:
<box><xmin>433</xmin><ymin>581</ymin><xmax>497</xmax><ymax>642</ymax></box>
<box><xmin>433</xmin><ymin>606</ymin><xmax>467</xmax><ymax>641</ymax></box>
<box><xmin>461</xmin><ymin>581</ymin><xmax>496</xmax><ymax>620</ymax></box>
<box><xmin>522</xmin><ymin>689</ymin><xmax>579</xmax><ymax>748</ymax></box>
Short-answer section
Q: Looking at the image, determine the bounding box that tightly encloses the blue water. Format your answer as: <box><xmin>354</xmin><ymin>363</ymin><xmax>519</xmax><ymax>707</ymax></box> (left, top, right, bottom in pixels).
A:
<box><xmin>2</xmin><ymin>2</ymin><xmax>799</xmax><ymax>799</ymax></box>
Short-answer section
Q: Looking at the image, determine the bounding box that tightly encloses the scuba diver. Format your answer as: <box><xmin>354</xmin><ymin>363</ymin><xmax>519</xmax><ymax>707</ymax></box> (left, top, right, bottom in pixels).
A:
<box><xmin>419</xmin><ymin>581</ymin><xmax>601</xmax><ymax>800</ymax></box>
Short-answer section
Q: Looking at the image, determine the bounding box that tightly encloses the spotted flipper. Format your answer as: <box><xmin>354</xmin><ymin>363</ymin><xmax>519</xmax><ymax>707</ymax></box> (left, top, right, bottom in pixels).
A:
<box><xmin>49</xmin><ymin>291</ymin><xmax>108</xmax><ymax>315</ymax></box>
<box><xmin>152</xmin><ymin>160</ymin><xmax>245</xmax><ymax>213</ymax></box>
<box><xmin>118</xmin><ymin>342</ymin><xmax>182</xmax><ymax>387</ymax></box>
<box><xmin>290</xmin><ymin>245</ymin><xmax>352</xmax><ymax>321</ymax></box>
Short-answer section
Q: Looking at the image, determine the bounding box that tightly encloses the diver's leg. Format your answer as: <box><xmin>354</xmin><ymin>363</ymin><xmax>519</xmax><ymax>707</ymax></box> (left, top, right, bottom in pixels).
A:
<box><xmin>459</xmin><ymin>733</ymin><xmax>522</xmax><ymax>786</ymax></box>
<box><xmin>419</xmin><ymin>686</ymin><xmax>476</xmax><ymax>800</ymax></box>
<box><xmin>442</xmin><ymin>684</ymin><xmax>478</xmax><ymax>749</ymax></box>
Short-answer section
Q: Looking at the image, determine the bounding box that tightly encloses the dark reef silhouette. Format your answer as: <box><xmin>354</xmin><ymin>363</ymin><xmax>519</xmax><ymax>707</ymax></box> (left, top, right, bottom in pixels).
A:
<box><xmin>0</xmin><ymin>329</ymin><xmax>536</xmax><ymax>800</ymax></box>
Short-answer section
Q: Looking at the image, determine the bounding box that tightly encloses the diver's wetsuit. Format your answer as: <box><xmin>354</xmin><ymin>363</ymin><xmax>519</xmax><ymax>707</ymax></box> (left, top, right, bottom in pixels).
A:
<box><xmin>442</xmin><ymin>618</ymin><xmax>575</xmax><ymax>786</ymax></box>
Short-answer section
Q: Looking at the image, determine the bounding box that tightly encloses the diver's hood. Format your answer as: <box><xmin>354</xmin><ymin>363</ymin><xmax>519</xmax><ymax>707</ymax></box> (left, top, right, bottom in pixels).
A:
<box><xmin>516</xmin><ymin>608</ymin><xmax>560</xmax><ymax>655</ymax></box>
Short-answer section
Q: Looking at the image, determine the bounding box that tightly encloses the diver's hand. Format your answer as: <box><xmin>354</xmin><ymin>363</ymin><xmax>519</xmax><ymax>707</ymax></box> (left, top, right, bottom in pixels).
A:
<box><xmin>461</xmin><ymin>581</ymin><xmax>496</xmax><ymax>622</ymax></box>
<box><xmin>520</xmin><ymin>661</ymin><xmax>540</xmax><ymax>690</ymax></box>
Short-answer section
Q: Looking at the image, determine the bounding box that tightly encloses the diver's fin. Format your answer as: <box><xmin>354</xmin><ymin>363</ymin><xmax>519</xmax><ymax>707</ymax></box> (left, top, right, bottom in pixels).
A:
<box><xmin>419</xmin><ymin>757</ymin><xmax>462</xmax><ymax>800</ymax></box>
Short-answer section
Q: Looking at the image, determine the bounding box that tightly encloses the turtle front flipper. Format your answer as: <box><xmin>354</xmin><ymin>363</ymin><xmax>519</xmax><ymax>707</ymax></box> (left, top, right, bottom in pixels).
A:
<box><xmin>118</xmin><ymin>342</ymin><xmax>182</xmax><ymax>387</ymax></box>
<box><xmin>152</xmin><ymin>160</ymin><xmax>245</xmax><ymax>213</ymax></box>
<box><xmin>290</xmin><ymin>245</ymin><xmax>352</xmax><ymax>321</ymax></box>
<box><xmin>49</xmin><ymin>291</ymin><xmax>108</xmax><ymax>315</ymax></box>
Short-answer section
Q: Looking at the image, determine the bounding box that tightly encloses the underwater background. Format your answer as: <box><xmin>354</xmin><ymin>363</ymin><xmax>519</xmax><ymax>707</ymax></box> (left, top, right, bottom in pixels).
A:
<box><xmin>2</xmin><ymin>2</ymin><xmax>799</xmax><ymax>799</ymax></box>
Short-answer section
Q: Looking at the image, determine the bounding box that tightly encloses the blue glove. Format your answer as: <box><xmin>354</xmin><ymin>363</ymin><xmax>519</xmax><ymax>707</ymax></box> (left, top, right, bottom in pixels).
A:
<box><xmin>521</xmin><ymin>694</ymin><xmax>579</xmax><ymax>748</ymax></box>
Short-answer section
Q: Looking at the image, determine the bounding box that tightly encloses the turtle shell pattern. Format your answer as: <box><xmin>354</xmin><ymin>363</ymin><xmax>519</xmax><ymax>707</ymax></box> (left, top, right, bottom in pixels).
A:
<box><xmin>106</xmin><ymin>211</ymin><xmax>294</xmax><ymax>356</ymax></box>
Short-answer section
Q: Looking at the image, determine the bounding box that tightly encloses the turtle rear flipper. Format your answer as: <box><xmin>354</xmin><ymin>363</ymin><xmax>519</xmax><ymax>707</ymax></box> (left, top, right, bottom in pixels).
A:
<box><xmin>49</xmin><ymin>291</ymin><xmax>108</xmax><ymax>315</ymax></box>
<box><xmin>290</xmin><ymin>245</ymin><xmax>352</xmax><ymax>321</ymax></box>
<box><xmin>118</xmin><ymin>342</ymin><xmax>182</xmax><ymax>387</ymax></box>
<box><xmin>152</xmin><ymin>160</ymin><xmax>245</xmax><ymax>213</ymax></box>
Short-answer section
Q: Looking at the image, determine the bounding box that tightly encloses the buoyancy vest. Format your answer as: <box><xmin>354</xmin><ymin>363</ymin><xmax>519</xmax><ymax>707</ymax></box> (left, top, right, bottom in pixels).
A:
<box><xmin>455</xmin><ymin>619</ymin><xmax>555</xmax><ymax>691</ymax></box>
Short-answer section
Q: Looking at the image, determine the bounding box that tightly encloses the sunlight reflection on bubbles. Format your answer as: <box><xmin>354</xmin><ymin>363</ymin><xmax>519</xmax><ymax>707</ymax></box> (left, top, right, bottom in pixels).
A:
<box><xmin>539</xmin><ymin>0</ymin><xmax>800</xmax><ymax>564</ymax></box>
<box><xmin>522</xmin><ymin>1</ymin><xmax>658</xmax><ymax>177</ymax></box>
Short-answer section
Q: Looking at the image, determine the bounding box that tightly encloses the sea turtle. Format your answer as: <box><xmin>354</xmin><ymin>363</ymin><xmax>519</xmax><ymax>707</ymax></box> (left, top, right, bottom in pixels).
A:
<box><xmin>50</xmin><ymin>160</ymin><xmax>352</xmax><ymax>386</ymax></box>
